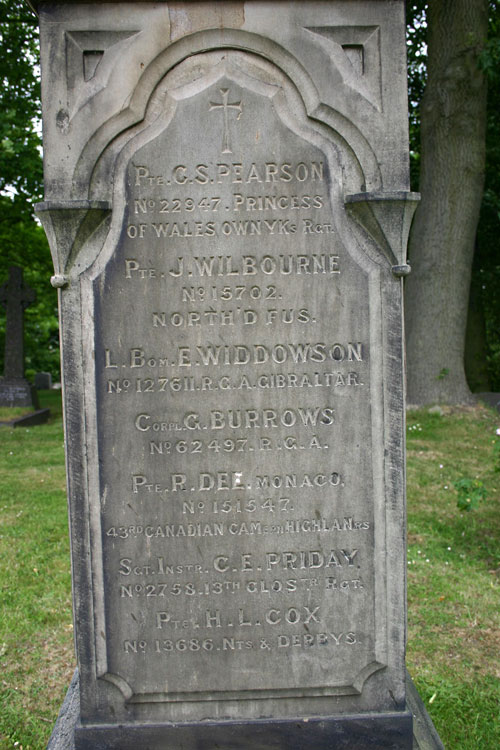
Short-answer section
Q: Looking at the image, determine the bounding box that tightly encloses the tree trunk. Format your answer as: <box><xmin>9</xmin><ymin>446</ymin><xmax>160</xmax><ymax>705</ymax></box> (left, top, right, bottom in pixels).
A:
<box><xmin>405</xmin><ymin>0</ymin><xmax>488</xmax><ymax>405</ymax></box>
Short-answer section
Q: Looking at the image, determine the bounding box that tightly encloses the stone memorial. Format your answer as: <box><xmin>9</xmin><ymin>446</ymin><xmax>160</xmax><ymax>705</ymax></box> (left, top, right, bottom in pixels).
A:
<box><xmin>0</xmin><ymin>265</ymin><xmax>39</xmax><ymax>408</ymax></box>
<box><xmin>33</xmin><ymin>1</ymin><xmax>439</xmax><ymax>748</ymax></box>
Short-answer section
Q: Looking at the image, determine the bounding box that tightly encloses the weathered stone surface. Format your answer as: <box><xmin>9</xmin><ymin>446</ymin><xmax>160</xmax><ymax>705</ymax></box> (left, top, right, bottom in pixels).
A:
<box><xmin>48</xmin><ymin>669</ymin><xmax>444</xmax><ymax>750</ymax></box>
<box><xmin>35</xmin><ymin>2</ymin><xmax>422</xmax><ymax>747</ymax></box>
<box><xmin>47</xmin><ymin>671</ymin><xmax>80</xmax><ymax>750</ymax></box>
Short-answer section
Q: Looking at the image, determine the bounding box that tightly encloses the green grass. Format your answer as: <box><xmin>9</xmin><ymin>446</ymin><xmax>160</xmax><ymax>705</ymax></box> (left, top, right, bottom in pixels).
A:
<box><xmin>406</xmin><ymin>404</ymin><xmax>500</xmax><ymax>748</ymax></box>
<box><xmin>0</xmin><ymin>394</ymin><xmax>499</xmax><ymax>748</ymax></box>
<box><xmin>0</xmin><ymin>391</ymin><xmax>73</xmax><ymax>750</ymax></box>
<box><xmin>0</xmin><ymin>407</ymin><xmax>35</xmax><ymax>421</ymax></box>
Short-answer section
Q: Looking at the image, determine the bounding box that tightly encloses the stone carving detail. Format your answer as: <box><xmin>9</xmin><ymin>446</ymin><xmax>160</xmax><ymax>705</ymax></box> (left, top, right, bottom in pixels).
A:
<box><xmin>345</xmin><ymin>192</ymin><xmax>420</xmax><ymax>275</ymax></box>
<box><xmin>71</xmin><ymin>31</ymin><xmax>382</xmax><ymax>199</ymax></box>
<box><xmin>209</xmin><ymin>88</ymin><xmax>243</xmax><ymax>154</ymax></box>
<box><xmin>65</xmin><ymin>30</ymin><xmax>139</xmax><ymax>116</ymax></box>
<box><xmin>305</xmin><ymin>26</ymin><xmax>382</xmax><ymax>110</ymax></box>
<box><xmin>35</xmin><ymin>5</ymin><xmax>419</xmax><ymax>745</ymax></box>
<box><xmin>70</xmin><ymin>50</ymin><xmax>390</xmax><ymax>704</ymax></box>
<box><xmin>35</xmin><ymin>201</ymin><xmax>112</xmax><ymax>285</ymax></box>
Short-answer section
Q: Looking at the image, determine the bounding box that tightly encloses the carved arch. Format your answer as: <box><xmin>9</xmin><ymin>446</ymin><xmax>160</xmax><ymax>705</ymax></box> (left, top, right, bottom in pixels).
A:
<box><xmin>79</xmin><ymin>48</ymin><xmax>389</xmax><ymax>701</ymax></box>
<box><xmin>72</xmin><ymin>28</ymin><xmax>382</xmax><ymax>197</ymax></box>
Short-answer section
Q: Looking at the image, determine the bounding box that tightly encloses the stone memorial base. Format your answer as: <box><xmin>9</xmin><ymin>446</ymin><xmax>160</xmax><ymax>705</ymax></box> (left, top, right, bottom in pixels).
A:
<box><xmin>0</xmin><ymin>378</ymin><xmax>39</xmax><ymax>408</ymax></box>
<box><xmin>48</xmin><ymin>671</ymin><xmax>443</xmax><ymax>750</ymax></box>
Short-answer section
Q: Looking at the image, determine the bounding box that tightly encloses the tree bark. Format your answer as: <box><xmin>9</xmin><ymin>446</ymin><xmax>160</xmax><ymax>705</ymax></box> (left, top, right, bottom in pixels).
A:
<box><xmin>405</xmin><ymin>0</ymin><xmax>488</xmax><ymax>405</ymax></box>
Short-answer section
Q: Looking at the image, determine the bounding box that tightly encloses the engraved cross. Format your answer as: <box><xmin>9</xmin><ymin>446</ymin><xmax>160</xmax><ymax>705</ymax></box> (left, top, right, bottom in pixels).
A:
<box><xmin>209</xmin><ymin>88</ymin><xmax>242</xmax><ymax>154</ymax></box>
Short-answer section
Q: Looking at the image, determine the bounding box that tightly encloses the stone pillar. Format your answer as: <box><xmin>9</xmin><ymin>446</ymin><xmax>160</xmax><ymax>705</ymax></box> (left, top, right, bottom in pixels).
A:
<box><xmin>33</xmin><ymin>2</ymin><xmax>442</xmax><ymax>748</ymax></box>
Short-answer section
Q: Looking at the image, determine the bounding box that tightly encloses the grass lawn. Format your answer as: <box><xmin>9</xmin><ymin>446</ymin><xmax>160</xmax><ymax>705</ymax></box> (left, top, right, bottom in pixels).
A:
<box><xmin>0</xmin><ymin>391</ymin><xmax>73</xmax><ymax>750</ymax></box>
<box><xmin>0</xmin><ymin>391</ymin><xmax>499</xmax><ymax>749</ymax></box>
<box><xmin>406</xmin><ymin>403</ymin><xmax>500</xmax><ymax>748</ymax></box>
<box><xmin>0</xmin><ymin>408</ymin><xmax>35</xmax><ymax>422</ymax></box>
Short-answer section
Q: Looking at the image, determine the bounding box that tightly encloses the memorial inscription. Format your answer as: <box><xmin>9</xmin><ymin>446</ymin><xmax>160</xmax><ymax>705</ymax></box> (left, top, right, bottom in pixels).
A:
<box><xmin>36</xmin><ymin>3</ymin><xmax>422</xmax><ymax>747</ymax></box>
<box><xmin>86</xmin><ymin>57</ymin><xmax>377</xmax><ymax>702</ymax></box>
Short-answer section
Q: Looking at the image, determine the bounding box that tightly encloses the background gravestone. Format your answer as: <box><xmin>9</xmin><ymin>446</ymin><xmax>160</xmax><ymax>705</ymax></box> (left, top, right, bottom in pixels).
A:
<box><xmin>35</xmin><ymin>371</ymin><xmax>53</xmax><ymax>390</ymax></box>
<box><xmin>0</xmin><ymin>265</ymin><xmax>39</xmax><ymax>408</ymax></box>
<box><xmin>33</xmin><ymin>2</ymin><xmax>440</xmax><ymax>748</ymax></box>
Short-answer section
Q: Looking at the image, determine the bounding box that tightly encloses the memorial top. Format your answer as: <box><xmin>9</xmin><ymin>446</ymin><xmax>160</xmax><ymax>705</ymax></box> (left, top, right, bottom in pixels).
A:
<box><xmin>36</xmin><ymin>0</ymin><xmax>409</xmax><ymax>205</ymax></box>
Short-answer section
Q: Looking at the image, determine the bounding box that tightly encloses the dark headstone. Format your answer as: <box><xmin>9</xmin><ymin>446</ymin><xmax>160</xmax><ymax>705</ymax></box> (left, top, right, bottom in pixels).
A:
<box><xmin>0</xmin><ymin>266</ymin><xmax>38</xmax><ymax>408</ymax></box>
<box><xmin>35</xmin><ymin>371</ymin><xmax>53</xmax><ymax>390</ymax></box>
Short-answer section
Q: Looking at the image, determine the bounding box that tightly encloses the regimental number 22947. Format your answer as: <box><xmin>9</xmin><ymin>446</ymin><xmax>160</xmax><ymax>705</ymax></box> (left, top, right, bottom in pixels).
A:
<box><xmin>133</xmin><ymin>197</ymin><xmax>221</xmax><ymax>214</ymax></box>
